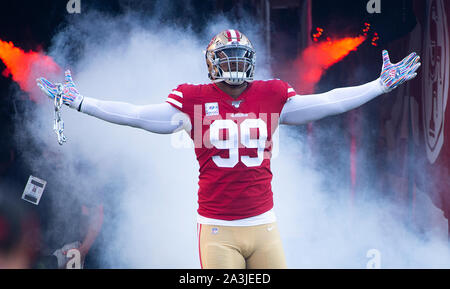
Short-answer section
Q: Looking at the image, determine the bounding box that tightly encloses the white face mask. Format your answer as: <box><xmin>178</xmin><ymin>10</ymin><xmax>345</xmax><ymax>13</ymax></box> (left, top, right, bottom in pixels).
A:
<box><xmin>208</xmin><ymin>44</ymin><xmax>255</xmax><ymax>85</ymax></box>
<box><xmin>221</xmin><ymin>72</ymin><xmax>247</xmax><ymax>85</ymax></box>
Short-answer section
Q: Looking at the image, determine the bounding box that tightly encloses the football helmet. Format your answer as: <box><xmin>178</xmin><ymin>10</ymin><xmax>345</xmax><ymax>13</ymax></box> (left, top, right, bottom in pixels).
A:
<box><xmin>205</xmin><ymin>29</ymin><xmax>255</xmax><ymax>85</ymax></box>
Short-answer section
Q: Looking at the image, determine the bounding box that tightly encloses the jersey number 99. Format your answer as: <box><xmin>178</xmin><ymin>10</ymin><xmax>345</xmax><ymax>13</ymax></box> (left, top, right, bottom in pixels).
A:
<box><xmin>209</xmin><ymin>119</ymin><xmax>268</xmax><ymax>168</ymax></box>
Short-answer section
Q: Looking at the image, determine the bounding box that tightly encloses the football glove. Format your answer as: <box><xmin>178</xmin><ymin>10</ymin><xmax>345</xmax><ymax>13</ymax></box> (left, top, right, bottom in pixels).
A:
<box><xmin>36</xmin><ymin>70</ymin><xmax>84</xmax><ymax>110</ymax></box>
<box><xmin>379</xmin><ymin>50</ymin><xmax>421</xmax><ymax>93</ymax></box>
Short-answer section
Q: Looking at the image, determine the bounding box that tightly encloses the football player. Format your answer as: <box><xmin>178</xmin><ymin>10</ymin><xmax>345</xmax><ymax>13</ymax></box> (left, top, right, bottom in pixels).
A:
<box><xmin>36</xmin><ymin>29</ymin><xmax>421</xmax><ymax>269</ymax></box>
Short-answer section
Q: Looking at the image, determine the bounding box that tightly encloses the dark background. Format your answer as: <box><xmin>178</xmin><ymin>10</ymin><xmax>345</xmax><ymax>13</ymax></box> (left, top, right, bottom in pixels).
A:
<box><xmin>0</xmin><ymin>0</ymin><xmax>419</xmax><ymax>268</ymax></box>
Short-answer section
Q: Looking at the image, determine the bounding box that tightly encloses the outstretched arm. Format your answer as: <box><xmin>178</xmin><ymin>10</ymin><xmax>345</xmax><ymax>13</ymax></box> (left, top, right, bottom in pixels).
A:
<box><xmin>36</xmin><ymin>70</ymin><xmax>190</xmax><ymax>134</ymax></box>
<box><xmin>280</xmin><ymin>50</ymin><xmax>421</xmax><ymax>125</ymax></box>
<box><xmin>79</xmin><ymin>98</ymin><xmax>189</xmax><ymax>134</ymax></box>
<box><xmin>280</xmin><ymin>78</ymin><xmax>384</xmax><ymax>125</ymax></box>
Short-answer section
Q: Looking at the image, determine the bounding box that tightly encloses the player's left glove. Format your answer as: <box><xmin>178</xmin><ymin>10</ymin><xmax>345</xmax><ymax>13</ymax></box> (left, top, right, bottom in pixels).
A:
<box><xmin>379</xmin><ymin>50</ymin><xmax>421</xmax><ymax>93</ymax></box>
<box><xmin>36</xmin><ymin>70</ymin><xmax>84</xmax><ymax>110</ymax></box>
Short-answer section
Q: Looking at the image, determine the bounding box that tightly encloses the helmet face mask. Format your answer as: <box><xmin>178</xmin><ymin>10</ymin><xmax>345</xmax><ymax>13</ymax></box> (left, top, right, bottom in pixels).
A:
<box><xmin>206</xmin><ymin>30</ymin><xmax>255</xmax><ymax>85</ymax></box>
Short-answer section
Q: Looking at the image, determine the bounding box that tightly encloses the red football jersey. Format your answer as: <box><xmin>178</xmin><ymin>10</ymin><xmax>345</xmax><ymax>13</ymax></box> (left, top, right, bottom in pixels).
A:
<box><xmin>166</xmin><ymin>80</ymin><xmax>297</xmax><ymax>220</ymax></box>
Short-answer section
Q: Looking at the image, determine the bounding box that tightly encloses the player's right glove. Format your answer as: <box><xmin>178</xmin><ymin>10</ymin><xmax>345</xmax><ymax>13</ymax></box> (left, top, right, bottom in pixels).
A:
<box><xmin>36</xmin><ymin>70</ymin><xmax>84</xmax><ymax>110</ymax></box>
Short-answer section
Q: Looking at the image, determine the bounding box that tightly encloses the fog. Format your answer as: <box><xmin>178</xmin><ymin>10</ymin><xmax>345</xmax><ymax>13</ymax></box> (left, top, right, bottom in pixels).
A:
<box><xmin>12</xmin><ymin>6</ymin><xmax>450</xmax><ymax>268</ymax></box>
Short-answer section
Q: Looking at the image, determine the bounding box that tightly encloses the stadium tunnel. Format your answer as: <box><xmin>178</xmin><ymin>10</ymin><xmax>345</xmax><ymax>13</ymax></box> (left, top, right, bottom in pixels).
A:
<box><xmin>0</xmin><ymin>0</ymin><xmax>449</xmax><ymax>268</ymax></box>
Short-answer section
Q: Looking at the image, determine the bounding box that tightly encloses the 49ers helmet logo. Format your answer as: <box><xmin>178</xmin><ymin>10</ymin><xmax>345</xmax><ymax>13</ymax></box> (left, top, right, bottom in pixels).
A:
<box><xmin>422</xmin><ymin>0</ymin><xmax>449</xmax><ymax>164</ymax></box>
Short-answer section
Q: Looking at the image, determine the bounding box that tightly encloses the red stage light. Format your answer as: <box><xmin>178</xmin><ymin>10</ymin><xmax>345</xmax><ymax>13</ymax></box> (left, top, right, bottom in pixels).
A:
<box><xmin>0</xmin><ymin>39</ymin><xmax>61</xmax><ymax>102</ymax></box>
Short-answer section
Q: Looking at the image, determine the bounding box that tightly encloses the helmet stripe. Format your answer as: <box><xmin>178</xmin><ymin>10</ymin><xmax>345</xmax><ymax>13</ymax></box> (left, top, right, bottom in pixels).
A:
<box><xmin>235</xmin><ymin>30</ymin><xmax>241</xmax><ymax>41</ymax></box>
<box><xmin>229</xmin><ymin>29</ymin><xmax>237</xmax><ymax>41</ymax></box>
<box><xmin>226</xmin><ymin>29</ymin><xmax>242</xmax><ymax>42</ymax></box>
<box><xmin>226</xmin><ymin>30</ymin><xmax>232</xmax><ymax>41</ymax></box>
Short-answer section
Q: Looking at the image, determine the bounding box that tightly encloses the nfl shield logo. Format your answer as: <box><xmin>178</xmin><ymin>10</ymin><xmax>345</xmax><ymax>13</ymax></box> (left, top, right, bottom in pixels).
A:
<box><xmin>231</xmin><ymin>100</ymin><xmax>243</xmax><ymax>108</ymax></box>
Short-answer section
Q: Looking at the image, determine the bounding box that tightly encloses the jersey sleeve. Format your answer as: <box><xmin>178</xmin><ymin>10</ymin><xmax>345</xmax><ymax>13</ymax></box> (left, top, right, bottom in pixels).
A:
<box><xmin>284</xmin><ymin>82</ymin><xmax>298</xmax><ymax>102</ymax></box>
<box><xmin>165</xmin><ymin>84</ymin><xmax>186</xmax><ymax>112</ymax></box>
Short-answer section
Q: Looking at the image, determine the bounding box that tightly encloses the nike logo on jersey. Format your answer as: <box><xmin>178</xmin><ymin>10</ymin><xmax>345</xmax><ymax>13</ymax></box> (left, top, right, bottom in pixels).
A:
<box><xmin>230</xmin><ymin>113</ymin><xmax>248</xmax><ymax>117</ymax></box>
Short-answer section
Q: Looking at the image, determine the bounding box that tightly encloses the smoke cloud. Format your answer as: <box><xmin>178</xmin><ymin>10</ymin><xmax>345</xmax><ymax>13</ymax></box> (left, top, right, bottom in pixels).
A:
<box><xmin>11</xmin><ymin>5</ymin><xmax>449</xmax><ymax>268</ymax></box>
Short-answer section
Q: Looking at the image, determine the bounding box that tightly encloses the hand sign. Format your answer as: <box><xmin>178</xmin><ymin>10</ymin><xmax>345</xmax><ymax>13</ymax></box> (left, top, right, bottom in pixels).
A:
<box><xmin>36</xmin><ymin>70</ymin><xmax>84</xmax><ymax>110</ymax></box>
<box><xmin>379</xmin><ymin>50</ymin><xmax>421</xmax><ymax>93</ymax></box>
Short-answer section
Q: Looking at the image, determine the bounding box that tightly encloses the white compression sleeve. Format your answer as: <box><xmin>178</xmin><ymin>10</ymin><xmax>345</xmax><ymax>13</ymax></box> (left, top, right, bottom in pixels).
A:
<box><xmin>80</xmin><ymin>98</ymin><xmax>190</xmax><ymax>134</ymax></box>
<box><xmin>280</xmin><ymin>78</ymin><xmax>385</xmax><ymax>125</ymax></box>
